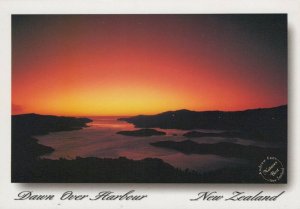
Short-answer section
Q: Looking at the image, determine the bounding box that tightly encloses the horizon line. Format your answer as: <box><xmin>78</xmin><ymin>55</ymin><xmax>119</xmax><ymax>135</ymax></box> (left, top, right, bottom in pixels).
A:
<box><xmin>12</xmin><ymin>104</ymin><xmax>287</xmax><ymax>117</ymax></box>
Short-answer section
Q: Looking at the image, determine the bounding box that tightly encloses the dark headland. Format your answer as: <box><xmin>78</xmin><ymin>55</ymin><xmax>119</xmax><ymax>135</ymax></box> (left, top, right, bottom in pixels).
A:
<box><xmin>119</xmin><ymin>105</ymin><xmax>287</xmax><ymax>142</ymax></box>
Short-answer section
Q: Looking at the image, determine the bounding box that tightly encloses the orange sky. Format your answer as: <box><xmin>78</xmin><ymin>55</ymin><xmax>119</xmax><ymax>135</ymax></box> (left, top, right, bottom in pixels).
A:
<box><xmin>12</xmin><ymin>15</ymin><xmax>287</xmax><ymax>116</ymax></box>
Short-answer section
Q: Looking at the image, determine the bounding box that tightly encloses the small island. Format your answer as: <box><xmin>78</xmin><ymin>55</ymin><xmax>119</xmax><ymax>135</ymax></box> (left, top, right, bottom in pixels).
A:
<box><xmin>117</xmin><ymin>129</ymin><xmax>166</xmax><ymax>137</ymax></box>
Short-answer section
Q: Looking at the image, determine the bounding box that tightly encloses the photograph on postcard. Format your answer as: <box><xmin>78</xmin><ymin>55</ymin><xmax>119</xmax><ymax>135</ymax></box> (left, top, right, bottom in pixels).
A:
<box><xmin>11</xmin><ymin>14</ymin><xmax>287</xmax><ymax>183</ymax></box>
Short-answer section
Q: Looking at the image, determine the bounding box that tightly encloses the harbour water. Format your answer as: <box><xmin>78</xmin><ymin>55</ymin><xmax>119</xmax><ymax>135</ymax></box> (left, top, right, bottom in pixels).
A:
<box><xmin>36</xmin><ymin>116</ymin><xmax>275</xmax><ymax>172</ymax></box>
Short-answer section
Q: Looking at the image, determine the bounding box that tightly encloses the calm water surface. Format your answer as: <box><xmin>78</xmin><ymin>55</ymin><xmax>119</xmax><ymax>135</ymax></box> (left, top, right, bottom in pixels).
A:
<box><xmin>36</xmin><ymin>116</ymin><xmax>274</xmax><ymax>172</ymax></box>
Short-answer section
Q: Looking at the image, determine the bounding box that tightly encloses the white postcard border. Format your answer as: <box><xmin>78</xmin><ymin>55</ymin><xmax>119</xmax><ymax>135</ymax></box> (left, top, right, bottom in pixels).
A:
<box><xmin>0</xmin><ymin>0</ymin><xmax>299</xmax><ymax>208</ymax></box>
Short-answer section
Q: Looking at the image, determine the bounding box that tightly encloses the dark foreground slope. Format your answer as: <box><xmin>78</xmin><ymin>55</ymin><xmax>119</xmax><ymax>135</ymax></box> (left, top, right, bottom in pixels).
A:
<box><xmin>151</xmin><ymin>140</ymin><xmax>287</xmax><ymax>183</ymax></box>
<box><xmin>120</xmin><ymin>105</ymin><xmax>287</xmax><ymax>142</ymax></box>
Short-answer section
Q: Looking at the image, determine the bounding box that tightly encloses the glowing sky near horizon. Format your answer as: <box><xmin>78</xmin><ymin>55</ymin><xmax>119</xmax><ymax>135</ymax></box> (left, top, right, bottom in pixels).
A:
<box><xmin>12</xmin><ymin>15</ymin><xmax>287</xmax><ymax>116</ymax></box>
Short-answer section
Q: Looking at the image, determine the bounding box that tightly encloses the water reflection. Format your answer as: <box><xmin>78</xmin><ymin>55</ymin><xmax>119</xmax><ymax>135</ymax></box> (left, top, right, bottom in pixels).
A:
<box><xmin>36</xmin><ymin>116</ymin><xmax>273</xmax><ymax>172</ymax></box>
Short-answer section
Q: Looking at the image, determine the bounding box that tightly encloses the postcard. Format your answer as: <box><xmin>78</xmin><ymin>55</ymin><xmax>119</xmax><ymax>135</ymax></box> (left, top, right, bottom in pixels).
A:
<box><xmin>11</xmin><ymin>14</ymin><xmax>287</xmax><ymax>183</ymax></box>
<box><xmin>1</xmin><ymin>0</ymin><xmax>300</xmax><ymax>209</ymax></box>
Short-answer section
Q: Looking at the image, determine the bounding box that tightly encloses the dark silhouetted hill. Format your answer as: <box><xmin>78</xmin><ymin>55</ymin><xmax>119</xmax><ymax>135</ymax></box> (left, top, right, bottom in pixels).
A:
<box><xmin>12</xmin><ymin>113</ymin><xmax>92</xmax><ymax>137</ymax></box>
<box><xmin>119</xmin><ymin>105</ymin><xmax>287</xmax><ymax>142</ymax></box>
